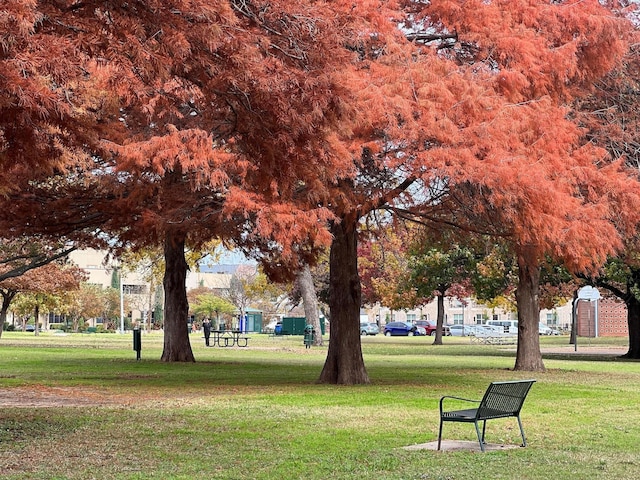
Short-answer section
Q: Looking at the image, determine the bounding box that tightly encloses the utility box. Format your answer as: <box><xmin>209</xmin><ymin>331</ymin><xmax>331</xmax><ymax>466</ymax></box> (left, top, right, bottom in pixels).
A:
<box><xmin>282</xmin><ymin>317</ymin><xmax>325</xmax><ymax>336</ymax></box>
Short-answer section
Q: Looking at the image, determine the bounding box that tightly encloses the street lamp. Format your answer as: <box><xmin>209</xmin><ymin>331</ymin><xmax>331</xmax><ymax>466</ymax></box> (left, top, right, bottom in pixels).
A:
<box><xmin>119</xmin><ymin>266</ymin><xmax>125</xmax><ymax>334</ymax></box>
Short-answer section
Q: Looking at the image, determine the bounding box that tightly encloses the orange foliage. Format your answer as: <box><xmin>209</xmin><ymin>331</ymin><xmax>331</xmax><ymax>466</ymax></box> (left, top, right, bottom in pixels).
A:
<box><xmin>2</xmin><ymin>0</ymin><xmax>639</xmax><ymax>279</ymax></box>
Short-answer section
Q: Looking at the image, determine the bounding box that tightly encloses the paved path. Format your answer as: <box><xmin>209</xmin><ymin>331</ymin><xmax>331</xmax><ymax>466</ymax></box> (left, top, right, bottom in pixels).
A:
<box><xmin>540</xmin><ymin>345</ymin><xmax>628</xmax><ymax>356</ymax></box>
<box><xmin>403</xmin><ymin>440</ymin><xmax>520</xmax><ymax>452</ymax></box>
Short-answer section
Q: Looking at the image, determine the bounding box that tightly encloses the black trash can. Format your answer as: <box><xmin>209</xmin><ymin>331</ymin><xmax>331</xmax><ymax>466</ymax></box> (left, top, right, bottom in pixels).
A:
<box><xmin>303</xmin><ymin>325</ymin><xmax>314</xmax><ymax>348</ymax></box>
<box><xmin>133</xmin><ymin>328</ymin><xmax>142</xmax><ymax>361</ymax></box>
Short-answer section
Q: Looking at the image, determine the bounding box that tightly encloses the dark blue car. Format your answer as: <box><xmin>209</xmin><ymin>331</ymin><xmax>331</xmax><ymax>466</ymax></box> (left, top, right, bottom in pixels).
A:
<box><xmin>384</xmin><ymin>321</ymin><xmax>418</xmax><ymax>336</ymax></box>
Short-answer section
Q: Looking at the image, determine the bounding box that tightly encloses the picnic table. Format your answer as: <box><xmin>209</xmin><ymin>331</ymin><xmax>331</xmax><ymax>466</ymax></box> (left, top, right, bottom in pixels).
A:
<box><xmin>211</xmin><ymin>330</ymin><xmax>249</xmax><ymax>347</ymax></box>
<box><xmin>470</xmin><ymin>332</ymin><xmax>517</xmax><ymax>345</ymax></box>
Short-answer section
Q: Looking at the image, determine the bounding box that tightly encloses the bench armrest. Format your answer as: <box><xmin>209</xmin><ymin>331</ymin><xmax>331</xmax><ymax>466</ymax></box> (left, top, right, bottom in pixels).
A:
<box><xmin>439</xmin><ymin>395</ymin><xmax>480</xmax><ymax>414</ymax></box>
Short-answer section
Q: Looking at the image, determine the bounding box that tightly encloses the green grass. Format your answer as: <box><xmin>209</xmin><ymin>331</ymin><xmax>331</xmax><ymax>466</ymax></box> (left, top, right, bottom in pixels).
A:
<box><xmin>1</xmin><ymin>331</ymin><xmax>639</xmax><ymax>479</ymax></box>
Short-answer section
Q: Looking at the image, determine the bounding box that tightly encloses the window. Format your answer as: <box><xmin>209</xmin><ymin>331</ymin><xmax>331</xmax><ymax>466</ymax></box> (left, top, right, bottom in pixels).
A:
<box><xmin>453</xmin><ymin>314</ymin><xmax>464</xmax><ymax>325</ymax></box>
<box><xmin>546</xmin><ymin>313</ymin><xmax>557</xmax><ymax>326</ymax></box>
<box><xmin>475</xmin><ymin>314</ymin><xmax>484</xmax><ymax>324</ymax></box>
<box><xmin>406</xmin><ymin>313</ymin><xmax>417</xmax><ymax>322</ymax></box>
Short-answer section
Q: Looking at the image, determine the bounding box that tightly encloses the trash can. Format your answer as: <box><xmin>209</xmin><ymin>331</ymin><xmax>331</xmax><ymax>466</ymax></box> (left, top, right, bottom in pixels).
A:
<box><xmin>303</xmin><ymin>325</ymin><xmax>314</xmax><ymax>348</ymax></box>
<box><xmin>133</xmin><ymin>328</ymin><xmax>141</xmax><ymax>361</ymax></box>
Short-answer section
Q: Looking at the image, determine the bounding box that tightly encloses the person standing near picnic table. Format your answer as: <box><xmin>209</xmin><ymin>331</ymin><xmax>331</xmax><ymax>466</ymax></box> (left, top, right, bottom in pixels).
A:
<box><xmin>203</xmin><ymin>318</ymin><xmax>211</xmax><ymax>347</ymax></box>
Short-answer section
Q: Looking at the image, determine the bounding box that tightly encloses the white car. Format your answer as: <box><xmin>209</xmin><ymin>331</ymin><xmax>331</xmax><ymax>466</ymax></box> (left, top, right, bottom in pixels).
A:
<box><xmin>449</xmin><ymin>324</ymin><xmax>479</xmax><ymax>336</ymax></box>
<box><xmin>539</xmin><ymin>323</ymin><xmax>553</xmax><ymax>335</ymax></box>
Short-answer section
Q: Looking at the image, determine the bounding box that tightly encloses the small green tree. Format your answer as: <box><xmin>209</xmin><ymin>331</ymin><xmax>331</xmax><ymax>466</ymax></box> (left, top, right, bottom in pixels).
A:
<box><xmin>408</xmin><ymin>244</ymin><xmax>475</xmax><ymax>345</ymax></box>
<box><xmin>191</xmin><ymin>294</ymin><xmax>235</xmax><ymax>330</ymax></box>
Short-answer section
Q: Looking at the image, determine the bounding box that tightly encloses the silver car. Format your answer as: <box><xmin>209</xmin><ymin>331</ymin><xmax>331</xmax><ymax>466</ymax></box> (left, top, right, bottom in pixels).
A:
<box><xmin>449</xmin><ymin>324</ymin><xmax>479</xmax><ymax>336</ymax></box>
<box><xmin>360</xmin><ymin>322</ymin><xmax>380</xmax><ymax>336</ymax></box>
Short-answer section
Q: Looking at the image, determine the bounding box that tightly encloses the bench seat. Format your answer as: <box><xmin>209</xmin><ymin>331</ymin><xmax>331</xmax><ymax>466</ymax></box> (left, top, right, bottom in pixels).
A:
<box><xmin>438</xmin><ymin>380</ymin><xmax>535</xmax><ymax>452</ymax></box>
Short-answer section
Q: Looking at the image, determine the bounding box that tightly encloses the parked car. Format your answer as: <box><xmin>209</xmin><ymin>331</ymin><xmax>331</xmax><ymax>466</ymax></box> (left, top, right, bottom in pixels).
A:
<box><xmin>414</xmin><ymin>320</ymin><xmax>451</xmax><ymax>336</ymax></box>
<box><xmin>449</xmin><ymin>324</ymin><xmax>479</xmax><ymax>337</ymax></box>
<box><xmin>538</xmin><ymin>323</ymin><xmax>560</xmax><ymax>335</ymax></box>
<box><xmin>384</xmin><ymin>321</ymin><xmax>418</xmax><ymax>336</ymax></box>
<box><xmin>416</xmin><ymin>326</ymin><xmax>429</xmax><ymax>336</ymax></box>
<box><xmin>24</xmin><ymin>324</ymin><xmax>36</xmax><ymax>332</ymax></box>
<box><xmin>360</xmin><ymin>322</ymin><xmax>380</xmax><ymax>336</ymax></box>
<box><xmin>538</xmin><ymin>323</ymin><xmax>551</xmax><ymax>335</ymax></box>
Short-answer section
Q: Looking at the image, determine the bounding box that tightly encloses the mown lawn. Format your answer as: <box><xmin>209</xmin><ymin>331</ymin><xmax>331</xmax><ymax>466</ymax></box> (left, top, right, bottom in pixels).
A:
<box><xmin>0</xmin><ymin>331</ymin><xmax>638</xmax><ymax>479</ymax></box>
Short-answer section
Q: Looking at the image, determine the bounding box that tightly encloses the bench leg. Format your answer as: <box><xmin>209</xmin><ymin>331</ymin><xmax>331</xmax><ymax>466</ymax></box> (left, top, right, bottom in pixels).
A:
<box><xmin>437</xmin><ymin>419</ymin><xmax>444</xmax><ymax>450</ymax></box>
<box><xmin>481</xmin><ymin>419</ymin><xmax>487</xmax><ymax>445</ymax></box>
<box><xmin>474</xmin><ymin>421</ymin><xmax>486</xmax><ymax>452</ymax></box>
<box><xmin>517</xmin><ymin>415</ymin><xmax>527</xmax><ymax>447</ymax></box>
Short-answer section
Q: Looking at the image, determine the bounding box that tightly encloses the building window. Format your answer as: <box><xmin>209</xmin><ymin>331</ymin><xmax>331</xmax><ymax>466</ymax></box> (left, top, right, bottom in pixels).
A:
<box><xmin>475</xmin><ymin>314</ymin><xmax>484</xmax><ymax>324</ymax></box>
<box><xmin>546</xmin><ymin>312</ymin><xmax>557</xmax><ymax>326</ymax></box>
<box><xmin>453</xmin><ymin>314</ymin><xmax>464</xmax><ymax>325</ymax></box>
<box><xmin>406</xmin><ymin>313</ymin><xmax>416</xmax><ymax>322</ymax></box>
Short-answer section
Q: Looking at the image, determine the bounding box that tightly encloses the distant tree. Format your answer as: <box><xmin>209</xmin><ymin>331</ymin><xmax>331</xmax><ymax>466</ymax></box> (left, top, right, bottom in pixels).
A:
<box><xmin>191</xmin><ymin>293</ymin><xmax>235</xmax><ymax>331</ymax></box>
<box><xmin>227</xmin><ymin>265</ymin><xmax>260</xmax><ymax>331</ymax></box>
<box><xmin>408</xmin><ymin>242</ymin><xmax>475</xmax><ymax>345</ymax></box>
<box><xmin>0</xmin><ymin>262</ymin><xmax>84</xmax><ymax>337</ymax></box>
<box><xmin>61</xmin><ymin>283</ymin><xmax>105</xmax><ymax>332</ymax></box>
<box><xmin>359</xmin><ymin>228</ymin><xmax>425</xmax><ymax>312</ymax></box>
<box><xmin>296</xmin><ymin>265</ymin><xmax>323</xmax><ymax>346</ymax></box>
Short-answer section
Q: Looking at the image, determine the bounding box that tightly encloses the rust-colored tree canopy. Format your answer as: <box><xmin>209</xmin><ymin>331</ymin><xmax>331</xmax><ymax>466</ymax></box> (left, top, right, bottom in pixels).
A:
<box><xmin>2</xmin><ymin>1</ymin><xmax>376</xmax><ymax>253</ymax></box>
<box><xmin>3</xmin><ymin>1</ymin><xmax>640</xmax><ymax>374</ymax></box>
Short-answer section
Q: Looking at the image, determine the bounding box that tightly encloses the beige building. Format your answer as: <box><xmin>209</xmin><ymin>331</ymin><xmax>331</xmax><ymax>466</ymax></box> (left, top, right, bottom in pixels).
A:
<box><xmin>65</xmin><ymin>249</ymin><xmax>233</xmax><ymax>328</ymax></box>
<box><xmin>363</xmin><ymin>297</ymin><xmax>574</xmax><ymax>332</ymax></box>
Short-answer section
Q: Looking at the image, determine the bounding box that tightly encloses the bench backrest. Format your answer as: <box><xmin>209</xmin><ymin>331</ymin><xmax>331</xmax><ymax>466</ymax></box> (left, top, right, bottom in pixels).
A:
<box><xmin>476</xmin><ymin>380</ymin><xmax>535</xmax><ymax>420</ymax></box>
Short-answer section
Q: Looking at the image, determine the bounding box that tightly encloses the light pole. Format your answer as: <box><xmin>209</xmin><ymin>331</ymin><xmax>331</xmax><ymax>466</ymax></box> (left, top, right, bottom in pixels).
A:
<box><xmin>119</xmin><ymin>266</ymin><xmax>125</xmax><ymax>334</ymax></box>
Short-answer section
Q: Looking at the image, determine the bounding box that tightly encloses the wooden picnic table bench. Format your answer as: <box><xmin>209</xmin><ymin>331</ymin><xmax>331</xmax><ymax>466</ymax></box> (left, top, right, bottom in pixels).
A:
<box><xmin>438</xmin><ymin>379</ymin><xmax>535</xmax><ymax>452</ymax></box>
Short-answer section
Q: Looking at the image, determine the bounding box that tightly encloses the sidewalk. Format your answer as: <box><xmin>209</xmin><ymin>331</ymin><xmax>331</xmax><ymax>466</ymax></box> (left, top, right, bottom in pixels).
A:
<box><xmin>540</xmin><ymin>345</ymin><xmax>628</xmax><ymax>356</ymax></box>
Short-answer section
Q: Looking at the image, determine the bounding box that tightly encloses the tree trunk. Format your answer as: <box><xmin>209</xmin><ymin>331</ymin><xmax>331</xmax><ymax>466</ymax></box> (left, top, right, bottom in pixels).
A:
<box><xmin>298</xmin><ymin>264</ymin><xmax>323</xmax><ymax>346</ymax></box>
<box><xmin>0</xmin><ymin>290</ymin><xmax>17</xmax><ymax>339</ymax></box>
<box><xmin>318</xmin><ymin>219</ymin><xmax>369</xmax><ymax>384</ymax></box>
<box><xmin>161</xmin><ymin>231</ymin><xmax>195</xmax><ymax>362</ymax></box>
<box><xmin>433</xmin><ymin>292</ymin><xmax>445</xmax><ymax>345</ymax></box>
<box><xmin>622</xmin><ymin>296</ymin><xmax>640</xmax><ymax>359</ymax></box>
<box><xmin>514</xmin><ymin>246</ymin><xmax>545</xmax><ymax>371</ymax></box>
<box><xmin>34</xmin><ymin>304</ymin><xmax>40</xmax><ymax>336</ymax></box>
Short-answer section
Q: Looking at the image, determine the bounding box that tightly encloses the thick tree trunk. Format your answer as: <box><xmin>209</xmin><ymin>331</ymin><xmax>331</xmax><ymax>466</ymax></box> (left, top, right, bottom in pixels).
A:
<box><xmin>161</xmin><ymin>231</ymin><xmax>195</xmax><ymax>362</ymax></box>
<box><xmin>0</xmin><ymin>290</ymin><xmax>17</xmax><ymax>339</ymax></box>
<box><xmin>318</xmin><ymin>219</ymin><xmax>369</xmax><ymax>384</ymax></box>
<box><xmin>298</xmin><ymin>264</ymin><xmax>323</xmax><ymax>346</ymax></box>
<box><xmin>514</xmin><ymin>247</ymin><xmax>545</xmax><ymax>372</ymax></box>
<box><xmin>433</xmin><ymin>293</ymin><xmax>445</xmax><ymax>345</ymax></box>
<box><xmin>622</xmin><ymin>296</ymin><xmax>640</xmax><ymax>359</ymax></box>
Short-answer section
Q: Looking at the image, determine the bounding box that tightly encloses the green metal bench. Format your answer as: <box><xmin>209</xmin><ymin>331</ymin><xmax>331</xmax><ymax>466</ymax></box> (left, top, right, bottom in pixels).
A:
<box><xmin>438</xmin><ymin>379</ymin><xmax>535</xmax><ymax>452</ymax></box>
